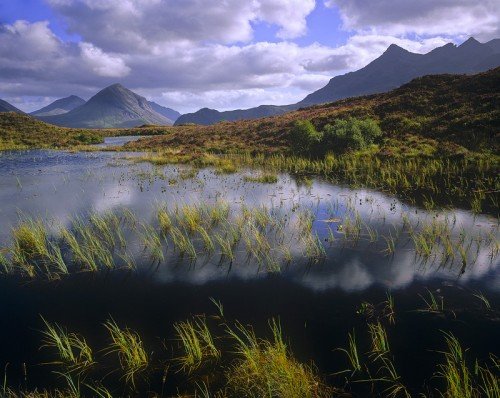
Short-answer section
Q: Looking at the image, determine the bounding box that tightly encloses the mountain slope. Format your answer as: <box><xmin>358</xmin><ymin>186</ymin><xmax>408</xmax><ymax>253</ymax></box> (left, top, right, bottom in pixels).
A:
<box><xmin>39</xmin><ymin>84</ymin><xmax>173</xmax><ymax>128</ymax></box>
<box><xmin>298</xmin><ymin>37</ymin><xmax>500</xmax><ymax>106</ymax></box>
<box><xmin>0</xmin><ymin>99</ymin><xmax>23</xmax><ymax>113</ymax></box>
<box><xmin>177</xmin><ymin>37</ymin><xmax>500</xmax><ymax>125</ymax></box>
<box><xmin>31</xmin><ymin>95</ymin><xmax>86</xmax><ymax>117</ymax></box>
<box><xmin>148</xmin><ymin>101</ymin><xmax>181</xmax><ymax>122</ymax></box>
<box><xmin>129</xmin><ymin>67</ymin><xmax>500</xmax><ymax>155</ymax></box>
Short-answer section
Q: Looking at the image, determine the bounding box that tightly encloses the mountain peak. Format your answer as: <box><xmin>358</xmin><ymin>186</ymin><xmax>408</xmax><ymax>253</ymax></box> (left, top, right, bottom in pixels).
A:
<box><xmin>385</xmin><ymin>43</ymin><xmax>408</xmax><ymax>54</ymax></box>
<box><xmin>459</xmin><ymin>37</ymin><xmax>481</xmax><ymax>48</ymax></box>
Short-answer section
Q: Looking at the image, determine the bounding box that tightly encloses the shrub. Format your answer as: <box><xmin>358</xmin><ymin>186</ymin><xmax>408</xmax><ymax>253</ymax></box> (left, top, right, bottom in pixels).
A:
<box><xmin>322</xmin><ymin>117</ymin><xmax>382</xmax><ymax>153</ymax></box>
<box><xmin>289</xmin><ymin>120</ymin><xmax>323</xmax><ymax>155</ymax></box>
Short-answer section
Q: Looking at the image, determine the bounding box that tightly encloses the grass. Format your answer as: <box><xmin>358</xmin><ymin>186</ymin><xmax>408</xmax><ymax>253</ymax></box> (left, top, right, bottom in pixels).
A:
<box><xmin>1</xmin><ymin>200</ymin><xmax>497</xmax><ymax>281</ymax></box>
<box><xmin>419</xmin><ymin>289</ymin><xmax>444</xmax><ymax>313</ymax></box>
<box><xmin>40</xmin><ymin>317</ymin><xmax>94</xmax><ymax>375</ymax></box>
<box><xmin>225</xmin><ymin>319</ymin><xmax>332</xmax><ymax>398</ymax></box>
<box><xmin>103</xmin><ymin>319</ymin><xmax>149</xmax><ymax>387</ymax></box>
<box><xmin>335</xmin><ymin>330</ymin><xmax>362</xmax><ymax>375</ymax></box>
<box><xmin>243</xmin><ymin>173</ymin><xmax>279</xmax><ymax>184</ymax></box>
<box><xmin>368</xmin><ymin>322</ymin><xmax>390</xmax><ymax>359</ymax></box>
<box><xmin>436</xmin><ymin>332</ymin><xmax>474</xmax><ymax>398</ymax></box>
<box><xmin>1</xmin><ymin>296</ymin><xmax>498</xmax><ymax>397</ymax></box>
<box><xmin>174</xmin><ymin>315</ymin><xmax>220</xmax><ymax>373</ymax></box>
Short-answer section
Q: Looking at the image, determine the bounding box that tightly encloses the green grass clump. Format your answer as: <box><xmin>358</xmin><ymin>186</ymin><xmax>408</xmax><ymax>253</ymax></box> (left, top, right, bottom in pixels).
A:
<box><xmin>174</xmin><ymin>315</ymin><xmax>220</xmax><ymax>373</ymax></box>
<box><xmin>243</xmin><ymin>173</ymin><xmax>278</xmax><ymax>184</ymax></box>
<box><xmin>104</xmin><ymin>319</ymin><xmax>149</xmax><ymax>387</ymax></box>
<box><xmin>40</xmin><ymin>317</ymin><xmax>94</xmax><ymax>375</ymax></box>
<box><xmin>225</xmin><ymin>319</ymin><xmax>331</xmax><ymax>398</ymax></box>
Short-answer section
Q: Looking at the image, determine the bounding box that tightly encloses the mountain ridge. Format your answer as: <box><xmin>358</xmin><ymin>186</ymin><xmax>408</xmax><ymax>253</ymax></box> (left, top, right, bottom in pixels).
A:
<box><xmin>176</xmin><ymin>37</ymin><xmax>500</xmax><ymax>126</ymax></box>
<box><xmin>0</xmin><ymin>99</ymin><xmax>23</xmax><ymax>114</ymax></box>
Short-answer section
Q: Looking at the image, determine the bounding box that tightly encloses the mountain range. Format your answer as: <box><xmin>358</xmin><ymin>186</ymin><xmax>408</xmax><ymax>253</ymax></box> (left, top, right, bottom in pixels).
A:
<box><xmin>175</xmin><ymin>37</ymin><xmax>500</xmax><ymax>125</ymax></box>
<box><xmin>37</xmin><ymin>84</ymin><xmax>179</xmax><ymax>128</ymax></box>
<box><xmin>0</xmin><ymin>37</ymin><xmax>498</xmax><ymax>128</ymax></box>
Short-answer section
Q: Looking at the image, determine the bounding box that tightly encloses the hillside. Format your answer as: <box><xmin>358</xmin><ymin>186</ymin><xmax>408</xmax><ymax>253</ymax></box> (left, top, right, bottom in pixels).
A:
<box><xmin>176</xmin><ymin>37</ymin><xmax>500</xmax><ymax>126</ymax></box>
<box><xmin>38</xmin><ymin>84</ymin><xmax>174</xmax><ymax>128</ymax></box>
<box><xmin>0</xmin><ymin>99</ymin><xmax>23</xmax><ymax>114</ymax></box>
<box><xmin>175</xmin><ymin>104</ymin><xmax>295</xmax><ymax>126</ymax></box>
<box><xmin>31</xmin><ymin>95</ymin><xmax>86</xmax><ymax>117</ymax></box>
<box><xmin>0</xmin><ymin>112</ymin><xmax>103</xmax><ymax>149</ymax></box>
<box><xmin>127</xmin><ymin>67</ymin><xmax>500</xmax><ymax>155</ymax></box>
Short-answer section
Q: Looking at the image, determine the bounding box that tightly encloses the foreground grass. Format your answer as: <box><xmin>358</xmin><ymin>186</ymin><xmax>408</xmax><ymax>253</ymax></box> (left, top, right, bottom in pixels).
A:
<box><xmin>1</xmin><ymin>295</ymin><xmax>498</xmax><ymax>397</ymax></box>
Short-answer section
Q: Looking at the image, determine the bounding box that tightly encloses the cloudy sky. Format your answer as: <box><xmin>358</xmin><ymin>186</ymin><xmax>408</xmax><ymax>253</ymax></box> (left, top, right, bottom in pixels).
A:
<box><xmin>1</xmin><ymin>0</ymin><xmax>499</xmax><ymax>113</ymax></box>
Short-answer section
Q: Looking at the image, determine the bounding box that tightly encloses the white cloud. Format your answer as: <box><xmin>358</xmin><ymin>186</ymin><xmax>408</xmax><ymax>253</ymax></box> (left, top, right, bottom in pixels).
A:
<box><xmin>2</xmin><ymin>1</ymin><xmax>498</xmax><ymax>113</ymax></box>
<box><xmin>325</xmin><ymin>0</ymin><xmax>500</xmax><ymax>40</ymax></box>
<box><xmin>47</xmin><ymin>0</ymin><xmax>316</xmax><ymax>52</ymax></box>
<box><xmin>79</xmin><ymin>42</ymin><xmax>130</xmax><ymax>77</ymax></box>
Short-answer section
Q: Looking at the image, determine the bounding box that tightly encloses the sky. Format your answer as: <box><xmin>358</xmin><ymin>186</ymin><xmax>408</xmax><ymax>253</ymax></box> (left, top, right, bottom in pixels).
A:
<box><xmin>0</xmin><ymin>0</ymin><xmax>499</xmax><ymax>113</ymax></box>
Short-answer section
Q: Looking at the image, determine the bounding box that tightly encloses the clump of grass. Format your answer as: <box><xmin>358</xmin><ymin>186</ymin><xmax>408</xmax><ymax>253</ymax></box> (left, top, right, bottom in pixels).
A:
<box><xmin>225</xmin><ymin>319</ymin><xmax>331</xmax><ymax>398</ymax></box>
<box><xmin>40</xmin><ymin>317</ymin><xmax>94</xmax><ymax>375</ymax></box>
<box><xmin>103</xmin><ymin>319</ymin><xmax>148</xmax><ymax>387</ymax></box>
<box><xmin>335</xmin><ymin>330</ymin><xmax>362</xmax><ymax>376</ymax></box>
<box><xmin>173</xmin><ymin>315</ymin><xmax>220</xmax><ymax>373</ymax></box>
<box><xmin>11</xmin><ymin>219</ymin><xmax>50</xmax><ymax>274</ymax></box>
<box><xmin>436</xmin><ymin>332</ymin><xmax>474</xmax><ymax>398</ymax></box>
<box><xmin>368</xmin><ymin>322</ymin><xmax>390</xmax><ymax>359</ymax></box>
<box><xmin>419</xmin><ymin>288</ymin><xmax>444</xmax><ymax>313</ymax></box>
<box><xmin>215</xmin><ymin>159</ymin><xmax>238</xmax><ymax>174</ymax></box>
<box><xmin>383</xmin><ymin>292</ymin><xmax>396</xmax><ymax>325</ymax></box>
<box><xmin>243</xmin><ymin>173</ymin><xmax>278</xmax><ymax>184</ymax></box>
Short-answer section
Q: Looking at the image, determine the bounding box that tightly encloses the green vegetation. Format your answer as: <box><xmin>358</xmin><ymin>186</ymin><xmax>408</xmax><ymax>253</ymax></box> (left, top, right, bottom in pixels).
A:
<box><xmin>322</xmin><ymin>117</ymin><xmax>382</xmax><ymax>153</ymax></box>
<box><xmin>225</xmin><ymin>319</ymin><xmax>331</xmax><ymax>398</ymax></box>
<box><xmin>289</xmin><ymin>120</ymin><xmax>323</xmax><ymax>155</ymax></box>
<box><xmin>103</xmin><ymin>318</ymin><xmax>148</xmax><ymax>387</ymax></box>
<box><xmin>40</xmin><ymin>317</ymin><xmax>95</xmax><ymax>375</ymax></box>
<box><xmin>1</xmin><ymin>293</ymin><xmax>497</xmax><ymax>397</ymax></box>
<box><xmin>0</xmin><ymin>113</ymin><xmax>104</xmax><ymax>149</ymax></box>
<box><xmin>1</xmin><ymin>200</ymin><xmax>497</xmax><ymax>281</ymax></box>
<box><xmin>174</xmin><ymin>315</ymin><xmax>220</xmax><ymax>372</ymax></box>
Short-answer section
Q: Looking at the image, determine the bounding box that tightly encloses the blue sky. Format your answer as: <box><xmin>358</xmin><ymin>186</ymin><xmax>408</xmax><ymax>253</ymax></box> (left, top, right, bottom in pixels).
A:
<box><xmin>0</xmin><ymin>0</ymin><xmax>498</xmax><ymax>113</ymax></box>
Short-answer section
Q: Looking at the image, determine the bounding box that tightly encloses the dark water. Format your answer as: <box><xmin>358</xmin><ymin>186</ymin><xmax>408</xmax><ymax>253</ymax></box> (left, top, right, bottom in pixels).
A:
<box><xmin>0</xmin><ymin>143</ymin><xmax>498</xmax><ymax>395</ymax></box>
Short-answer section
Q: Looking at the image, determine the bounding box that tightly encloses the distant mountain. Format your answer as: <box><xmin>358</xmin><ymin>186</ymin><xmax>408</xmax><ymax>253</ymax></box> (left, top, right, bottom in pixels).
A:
<box><xmin>39</xmin><ymin>84</ymin><xmax>174</xmax><ymax>128</ymax></box>
<box><xmin>176</xmin><ymin>37</ymin><xmax>500</xmax><ymax>125</ymax></box>
<box><xmin>31</xmin><ymin>95</ymin><xmax>85</xmax><ymax>117</ymax></box>
<box><xmin>0</xmin><ymin>99</ymin><xmax>23</xmax><ymax>113</ymax></box>
<box><xmin>175</xmin><ymin>104</ymin><xmax>295</xmax><ymax>126</ymax></box>
<box><xmin>148</xmin><ymin>101</ymin><xmax>181</xmax><ymax>122</ymax></box>
<box><xmin>298</xmin><ymin>37</ymin><xmax>500</xmax><ymax>106</ymax></box>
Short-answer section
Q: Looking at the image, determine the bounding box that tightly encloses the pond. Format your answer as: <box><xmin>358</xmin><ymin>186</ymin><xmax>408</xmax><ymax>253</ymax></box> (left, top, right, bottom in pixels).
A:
<box><xmin>0</xmin><ymin>141</ymin><xmax>498</xmax><ymax>396</ymax></box>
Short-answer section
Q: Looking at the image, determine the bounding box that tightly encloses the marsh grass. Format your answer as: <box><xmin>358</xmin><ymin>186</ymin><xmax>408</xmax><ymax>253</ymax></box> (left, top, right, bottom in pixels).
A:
<box><xmin>243</xmin><ymin>173</ymin><xmax>278</xmax><ymax>184</ymax></box>
<box><xmin>225</xmin><ymin>319</ymin><xmax>331</xmax><ymax>398</ymax></box>
<box><xmin>368</xmin><ymin>322</ymin><xmax>390</xmax><ymax>359</ymax></box>
<box><xmin>103</xmin><ymin>319</ymin><xmax>148</xmax><ymax>387</ymax></box>
<box><xmin>335</xmin><ymin>330</ymin><xmax>362</xmax><ymax>376</ymax></box>
<box><xmin>174</xmin><ymin>315</ymin><xmax>220</xmax><ymax>373</ymax></box>
<box><xmin>419</xmin><ymin>289</ymin><xmax>444</xmax><ymax>313</ymax></box>
<box><xmin>40</xmin><ymin>317</ymin><xmax>94</xmax><ymax>375</ymax></box>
